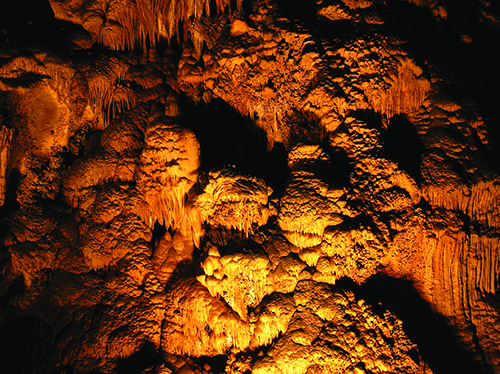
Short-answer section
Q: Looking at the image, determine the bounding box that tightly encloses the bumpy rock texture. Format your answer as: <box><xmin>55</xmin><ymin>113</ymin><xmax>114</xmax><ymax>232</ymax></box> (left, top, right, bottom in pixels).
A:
<box><xmin>1</xmin><ymin>0</ymin><xmax>500</xmax><ymax>373</ymax></box>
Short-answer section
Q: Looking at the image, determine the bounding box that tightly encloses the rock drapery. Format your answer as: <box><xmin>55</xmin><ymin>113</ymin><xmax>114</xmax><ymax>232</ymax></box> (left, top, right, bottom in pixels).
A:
<box><xmin>1</xmin><ymin>0</ymin><xmax>500</xmax><ymax>373</ymax></box>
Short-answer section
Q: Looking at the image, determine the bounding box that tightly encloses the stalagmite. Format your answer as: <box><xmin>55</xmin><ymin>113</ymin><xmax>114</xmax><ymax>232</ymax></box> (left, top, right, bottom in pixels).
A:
<box><xmin>252</xmin><ymin>281</ymin><xmax>428</xmax><ymax>374</ymax></box>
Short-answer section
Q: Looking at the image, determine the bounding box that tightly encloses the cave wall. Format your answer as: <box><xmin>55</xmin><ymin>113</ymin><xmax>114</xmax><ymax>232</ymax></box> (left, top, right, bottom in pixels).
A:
<box><xmin>0</xmin><ymin>0</ymin><xmax>500</xmax><ymax>373</ymax></box>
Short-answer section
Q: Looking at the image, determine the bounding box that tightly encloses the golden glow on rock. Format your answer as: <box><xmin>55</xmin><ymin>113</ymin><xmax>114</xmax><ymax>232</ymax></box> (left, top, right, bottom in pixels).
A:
<box><xmin>195</xmin><ymin>166</ymin><xmax>272</xmax><ymax>236</ymax></box>
<box><xmin>0</xmin><ymin>0</ymin><xmax>499</xmax><ymax>373</ymax></box>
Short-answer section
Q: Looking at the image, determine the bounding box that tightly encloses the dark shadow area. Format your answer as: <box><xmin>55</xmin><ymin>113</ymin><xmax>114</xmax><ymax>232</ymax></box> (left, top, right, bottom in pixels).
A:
<box><xmin>325</xmin><ymin>146</ymin><xmax>352</xmax><ymax>188</ymax></box>
<box><xmin>0</xmin><ymin>0</ymin><xmax>84</xmax><ymax>54</ymax></box>
<box><xmin>0</xmin><ymin>73</ymin><xmax>51</xmax><ymax>89</ymax></box>
<box><xmin>208</xmin><ymin>234</ymin><xmax>268</xmax><ymax>258</ymax></box>
<box><xmin>116</xmin><ymin>341</ymin><xmax>163</xmax><ymax>374</ymax></box>
<box><xmin>348</xmin><ymin>109</ymin><xmax>384</xmax><ymax>131</ymax></box>
<box><xmin>204</xmin><ymin>226</ymin><xmax>242</xmax><ymax>247</ymax></box>
<box><xmin>384</xmin><ymin>0</ymin><xmax>500</xmax><ymax>170</ymax></box>
<box><xmin>192</xmin><ymin>355</ymin><xmax>227</xmax><ymax>374</ymax></box>
<box><xmin>261</xmin><ymin>142</ymin><xmax>289</xmax><ymax>197</ymax></box>
<box><xmin>297</xmin><ymin>138</ymin><xmax>353</xmax><ymax>190</ymax></box>
<box><xmin>0</xmin><ymin>168</ymin><xmax>21</xmax><ymax>220</ymax></box>
<box><xmin>0</xmin><ymin>0</ymin><xmax>55</xmax><ymax>32</ymax></box>
<box><xmin>61</xmin><ymin>128</ymin><xmax>102</xmax><ymax>169</ymax></box>
<box><xmin>0</xmin><ymin>315</ymin><xmax>56</xmax><ymax>374</ymax></box>
<box><xmin>0</xmin><ymin>275</ymin><xmax>25</xmax><ymax>307</ymax></box>
<box><xmin>272</xmin><ymin>0</ymin><xmax>360</xmax><ymax>45</ymax></box>
<box><xmin>439</xmin><ymin>84</ymin><xmax>463</xmax><ymax>106</ymax></box>
<box><xmin>180</xmin><ymin>97</ymin><xmax>290</xmax><ymax>196</ymax></box>
<box><xmin>0</xmin><ymin>219</ymin><xmax>11</xmax><ymax>250</ymax></box>
<box><xmin>242</xmin><ymin>0</ymin><xmax>254</xmax><ymax>19</ymax></box>
<box><xmin>150</xmin><ymin>221</ymin><xmax>167</xmax><ymax>247</ymax></box>
<box><xmin>336</xmin><ymin>275</ymin><xmax>489</xmax><ymax>374</ymax></box>
<box><xmin>484</xmin><ymin>292</ymin><xmax>500</xmax><ymax>316</ymax></box>
<box><xmin>382</xmin><ymin>114</ymin><xmax>424</xmax><ymax>184</ymax></box>
<box><xmin>287</xmin><ymin>112</ymin><xmax>326</xmax><ymax>147</ymax></box>
<box><xmin>269</xmin><ymin>0</ymin><xmax>318</xmax><ymax>31</ymax></box>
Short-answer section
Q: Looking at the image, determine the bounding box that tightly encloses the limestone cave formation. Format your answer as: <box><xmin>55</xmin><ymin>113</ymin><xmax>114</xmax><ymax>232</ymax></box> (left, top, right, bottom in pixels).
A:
<box><xmin>0</xmin><ymin>0</ymin><xmax>500</xmax><ymax>373</ymax></box>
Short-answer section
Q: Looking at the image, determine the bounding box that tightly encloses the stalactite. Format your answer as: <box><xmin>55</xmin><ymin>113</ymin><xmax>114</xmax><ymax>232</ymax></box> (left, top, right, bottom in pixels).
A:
<box><xmin>199</xmin><ymin>248</ymin><xmax>273</xmax><ymax>319</ymax></box>
<box><xmin>422</xmin><ymin>180</ymin><xmax>500</xmax><ymax>229</ymax></box>
<box><xmin>136</xmin><ymin>116</ymin><xmax>200</xmax><ymax>236</ymax></box>
<box><xmin>470</xmin><ymin>234</ymin><xmax>500</xmax><ymax>297</ymax></box>
<box><xmin>195</xmin><ymin>166</ymin><xmax>272</xmax><ymax>237</ymax></box>
<box><xmin>51</xmin><ymin>0</ymin><xmax>241</xmax><ymax>51</ymax></box>
<box><xmin>408</xmin><ymin>225</ymin><xmax>500</xmax><ymax>366</ymax></box>
<box><xmin>368</xmin><ymin>58</ymin><xmax>431</xmax><ymax>120</ymax></box>
<box><xmin>163</xmin><ymin>278</ymin><xmax>251</xmax><ymax>356</ymax></box>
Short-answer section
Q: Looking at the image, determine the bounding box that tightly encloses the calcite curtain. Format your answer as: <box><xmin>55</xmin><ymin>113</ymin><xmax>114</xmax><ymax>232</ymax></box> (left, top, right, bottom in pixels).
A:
<box><xmin>0</xmin><ymin>0</ymin><xmax>499</xmax><ymax>373</ymax></box>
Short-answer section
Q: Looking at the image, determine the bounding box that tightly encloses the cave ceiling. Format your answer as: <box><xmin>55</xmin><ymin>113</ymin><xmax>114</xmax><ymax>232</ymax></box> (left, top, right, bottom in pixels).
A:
<box><xmin>1</xmin><ymin>0</ymin><xmax>500</xmax><ymax>373</ymax></box>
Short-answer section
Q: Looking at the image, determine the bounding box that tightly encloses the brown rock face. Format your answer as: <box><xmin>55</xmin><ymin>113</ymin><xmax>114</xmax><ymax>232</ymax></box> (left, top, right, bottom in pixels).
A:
<box><xmin>1</xmin><ymin>0</ymin><xmax>500</xmax><ymax>373</ymax></box>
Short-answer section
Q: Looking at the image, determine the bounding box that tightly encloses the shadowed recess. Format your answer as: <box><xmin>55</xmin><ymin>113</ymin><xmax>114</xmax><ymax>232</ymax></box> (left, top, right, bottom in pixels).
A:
<box><xmin>336</xmin><ymin>275</ymin><xmax>487</xmax><ymax>374</ymax></box>
<box><xmin>116</xmin><ymin>341</ymin><xmax>163</xmax><ymax>374</ymax></box>
<box><xmin>382</xmin><ymin>114</ymin><xmax>423</xmax><ymax>184</ymax></box>
<box><xmin>181</xmin><ymin>97</ymin><xmax>290</xmax><ymax>195</ymax></box>
<box><xmin>192</xmin><ymin>355</ymin><xmax>228</xmax><ymax>374</ymax></box>
<box><xmin>0</xmin><ymin>316</ymin><xmax>56</xmax><ymax>374</ymax></box>
<box><xmin>385</xmin><ymin>0</ymin><xmax>500</xmax><ymax>163</ymax></box>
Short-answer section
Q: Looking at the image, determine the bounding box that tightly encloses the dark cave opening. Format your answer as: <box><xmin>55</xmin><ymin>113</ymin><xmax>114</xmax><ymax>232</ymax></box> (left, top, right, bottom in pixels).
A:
<box><xmin>336</xmin><ymin>275</ymin><xmax>487</xmax><ymax>374</ymax></box>
<box><xmin>0</xmin><ymin>168</ymin><xmax>20</xmax><ymax>221</ymax></box>
<box><xmin>384</xmin><ymin>0</ymin><xmax>500</xmax><ymax>169</ymax></box>
<box><xmin>180</xmin><ymin>97</ymin><xmax>290</xmax><ymax>196</ymax></box>
<box><xmin>0</xmin><ymin>275</ymin><xmax>25</xmax><ymax>308</ymax></box>
<box><xmin>348</xmin><ymin>110</ymin><xmax>384</xmax><ymax>132</ymax></box>
<box><xmin>116</xmin><ymin>341</ymin><xmax>163</xmax><ymax>374</ymax></box>
<box><xmin>150</xmin><ymin>221</ymin><xmax>168</xmax><ymax>248</ymax></box>
<box><xmin>0</xmin><ymin>315</ymin><xmax>56</xmax><ymax>374</ymax></box>
<box><xmin>0</xmin><ymin>0</ymin><xmax>85</xmax><ymax>54</ymax></box>
<box><xmin>381</xmin><ymin>114</ymin><xmax>424</xmax><ymax>185</ymax></box>
<box><xmin>323</xmin><ymin>145</ymin><xmax>352</xmax><ymax>189</ymax></box>
<box><xmin>192</xmin><ymin>354</ymin><xmax>228</xmax><ymax>374</ymax></box>
<box><xmin>0</xmin><ymin>0</ymin><xmax>55</xmax><ymax>32</ymax></box>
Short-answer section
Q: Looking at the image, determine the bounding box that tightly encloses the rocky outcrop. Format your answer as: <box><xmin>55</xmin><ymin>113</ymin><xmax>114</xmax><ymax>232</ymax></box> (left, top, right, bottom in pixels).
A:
<box><xmin>195</xmin><ymin>166</ymin><xmax>272</xmax><ymax>236</ymax></box>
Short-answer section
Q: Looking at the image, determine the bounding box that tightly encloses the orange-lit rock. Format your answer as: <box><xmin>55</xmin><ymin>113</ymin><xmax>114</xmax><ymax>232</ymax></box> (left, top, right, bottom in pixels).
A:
<box><xmin>136</xmin><ymin>115</ymin><xmax>200</xmax><ymax>231</ymax></box>
<box><xmin>195</xmin><ymin>166</ymin><xmax>272</xmax><ymax>236</ymax></box>
<box><xmin>278</xmin><ymin>145</ymin><xmax>352</xmax><ymax>248</ymax></box>
<box><xmin>49</xmin><ymin>0</ymin><xmax>242</xmax><ymax>50</ymax></box>
<box><xmin>1</xmin><ymin>0</ymin><xmax>500</xmax><ymax>373</ymax></box>
<box><xmin>251</xmin><ymin>281</ymin><xmax>429</xmax><ymax>374</ymax></box>
<box><xmin>162</xmin><ymin>277</ymin><xmax>250</xmax><ymax>356</ymax></box>
<box><xmin>0</xmin><ymin>126</ymin><xmax>13</xmax><ymax>205</ymax></box>
<box><xmin>152</xmin><ymin>230</ymin><xmax>194</xmax><ymax>287</ymax></box>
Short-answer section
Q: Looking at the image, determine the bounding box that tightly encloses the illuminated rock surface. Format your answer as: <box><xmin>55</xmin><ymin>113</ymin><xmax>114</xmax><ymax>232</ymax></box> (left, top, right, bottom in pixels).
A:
<box><xmin>0</xmin><ymin>0</ymin><xmax>499</xmax><ymax>373</ymax></box>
